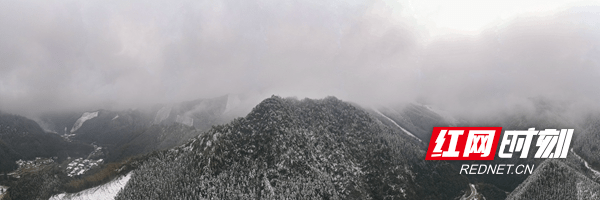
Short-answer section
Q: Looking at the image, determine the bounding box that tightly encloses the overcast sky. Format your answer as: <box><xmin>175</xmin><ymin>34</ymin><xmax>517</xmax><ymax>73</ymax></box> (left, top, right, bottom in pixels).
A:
<box><xmin>1</xmin><ymin>0</ymin><xmax>600</xmax><ymax>116</ymax></box>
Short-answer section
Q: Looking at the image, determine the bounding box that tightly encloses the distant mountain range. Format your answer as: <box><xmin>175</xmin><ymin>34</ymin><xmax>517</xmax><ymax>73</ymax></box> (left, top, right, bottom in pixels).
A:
<box><xmin>1</xmin><ymin>95</ymin><xmax>600</xmax><ymax>199</ymax></box>
<box><xmin>31</xmin><ymin>94</ymin><xmax>249</xmax><ymax>162</ymax></box>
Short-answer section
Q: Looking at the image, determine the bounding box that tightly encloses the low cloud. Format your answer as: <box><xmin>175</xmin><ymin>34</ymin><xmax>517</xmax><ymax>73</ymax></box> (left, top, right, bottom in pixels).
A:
<box><xmin>0</xmin><ymin>0</ymin><xmax>599</xmax><ymax>118</ymax></box>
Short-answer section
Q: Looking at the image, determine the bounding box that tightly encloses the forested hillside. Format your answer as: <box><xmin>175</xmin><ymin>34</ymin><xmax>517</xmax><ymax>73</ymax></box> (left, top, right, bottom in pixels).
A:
<box><xmin>116</xmin><ymin>96</ymin><xmax>469</xmax><ymax>199</ymax></box>
<box><xmin>107</xmin><ymin>124</ymin><xmax>202</xmax><ymax>162</ymax></box>
<box><xmin>0</xmin><ymin>112</ymin><xmax>93</xmax><ymax>173</ymax></box>
<box><xmin>371</xmin><ymin>104</ymin><xmax>454</xmax><ymax>144</ymax></box>
<box><xmin>573</xmin><ymin>113</ymin><xmax>600</xmax><ymax>173</ymax></box>
<box><xmin>507</xmin><ymin>159</ymin><xmax>600</xmax><ymax>199</ymax></box>
<box><xmin>0</xmin><ymin>95</ymin><xmax>251</xmax><ymax>200</ymax></box>
<box><xmin>32</xmin><ymin>95</ymin><xmax>239</xmax><ymax>163</ymax></box>
<box><xmin>5</xmin><ymin>96</ymin><xmax>600</xmax><ymax>200</ymax></box>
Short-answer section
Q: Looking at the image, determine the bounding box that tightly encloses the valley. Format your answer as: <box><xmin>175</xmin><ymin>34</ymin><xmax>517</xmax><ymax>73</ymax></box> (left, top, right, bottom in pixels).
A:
<box><xmin>0</xmin><ymin>95</ymin><xmax>599</xmax><ymax>199</ymax></box>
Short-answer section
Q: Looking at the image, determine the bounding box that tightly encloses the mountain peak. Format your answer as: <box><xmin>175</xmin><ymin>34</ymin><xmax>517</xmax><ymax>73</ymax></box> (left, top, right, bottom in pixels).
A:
<box><xmin>115</xmin><ymin>96</ymin><xmax>468</xmax><ymax>200</ymax></box>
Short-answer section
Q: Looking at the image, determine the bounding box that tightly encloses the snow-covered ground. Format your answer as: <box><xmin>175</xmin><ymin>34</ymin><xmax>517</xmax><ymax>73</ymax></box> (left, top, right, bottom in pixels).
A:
<box><xmin>16</xmin><ymin>157</ymin><xmax>54</xmax><ymax>169</ymax></box>
<box><xmin>373</xmin><ymin>109</ymin><xmax>423</xmax><ymax>142</ymax></box>
<box><xmin>423</xmin><ymin>104</ymin><xmax>459</xmax><ymax>125</ymax></box>
<box><xmin>0</xmin><ymin>185</ymin><xmax>8</xmax><ymax>199</ymax></box>
<box><xmin>64</xmin><ymin>144</ymin><xmax>105</xmax><ymax>177</ymax></box>
<box><xmin>71</xmin><ymin>111</ymin><xmax>99</xmax><ymax>133</ymax></box>
<box><xmin>176</xmin><ymin>115</ymin><xmax>194</xmax><ymax>126</ymax></box>
<box><xmin>6</xmin><ymin>157</ymin><xmax>56</xmax><ymax>179</ymax></box>
<box><xmin>66</xmin><ymin>158</ymin><xmax>104</xmax><ymax>177</ymax></box>
<box><xmin>153</xmin><ymin>106</ymin><xmax>171</xmax><ymax>124</ymax></box>
<box><xmin>86</xmin><ymin>144</ymin><xmax>105</xmax><ymax>159</ymax></box>
<box><xmin>50</xmin><ymin>172</ymin><xmax>133</xmax><ymax>200</ymax></box>
<box><xmin>62</xmin><ymin>133</ymin><xmax>76</xmax><ymax>142</ymax></box>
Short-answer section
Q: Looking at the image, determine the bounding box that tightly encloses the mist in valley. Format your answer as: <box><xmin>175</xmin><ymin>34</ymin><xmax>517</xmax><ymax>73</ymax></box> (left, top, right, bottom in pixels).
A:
<box><xmin>3</xmin><ymin>1</ymin><xmax>600</xmax><ymax>199</ymax></box>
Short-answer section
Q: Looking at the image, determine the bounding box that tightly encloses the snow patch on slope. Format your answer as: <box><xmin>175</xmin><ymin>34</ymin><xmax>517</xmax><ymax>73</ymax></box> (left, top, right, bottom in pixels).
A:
<box><xmin>153</xmin><ymin>106</ymin><xmax>171</xmax><ymax>124</ymax></box>
<box><xmin>373</xmin><ymin>109</ymin><xmax>422</xmax><ymax>142</ymax></box>
<box><xmin>423</xmin><ymin>104</ymin><xmax>458</xmax><ymax>125</ymax></box>
<box><xmin>33</xmin><ymin>118</ymin><xmax>58</xmax><ymax>134</ymax></box>
<box><xmin>71</xmin><ymin>111</ymin><xmax>99</xmax><ymax>133</ymax></box>
<box><xmin>50</xmin><ymin>172</ymin><xmax>133</xmax><ymax>200</ymax></box>
<box><xmin>0</xmin><ymin>185</ymin><xmax>7</xmax><ymax>199</ymax></box>
<box><xmin>176</xmin><ymin>115</ymin><xmax>194</xmax><ymax>127</ymax></box>
<box><xmin>66</xmin><ymin>158</ymin><xmax>103</xmax><ymax>177</ymax></box>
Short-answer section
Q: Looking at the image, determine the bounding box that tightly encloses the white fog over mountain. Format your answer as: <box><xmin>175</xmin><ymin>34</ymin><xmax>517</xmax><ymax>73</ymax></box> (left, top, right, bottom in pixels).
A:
<box><xmin>2</xmin><ymin>1</ymin><xmax>600</xmax><ymax>200</ymax></box>
<box><xmin>1</xmin><ymin>0</ymin><xmax>600</xmax><ymax>119</ymax></box>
